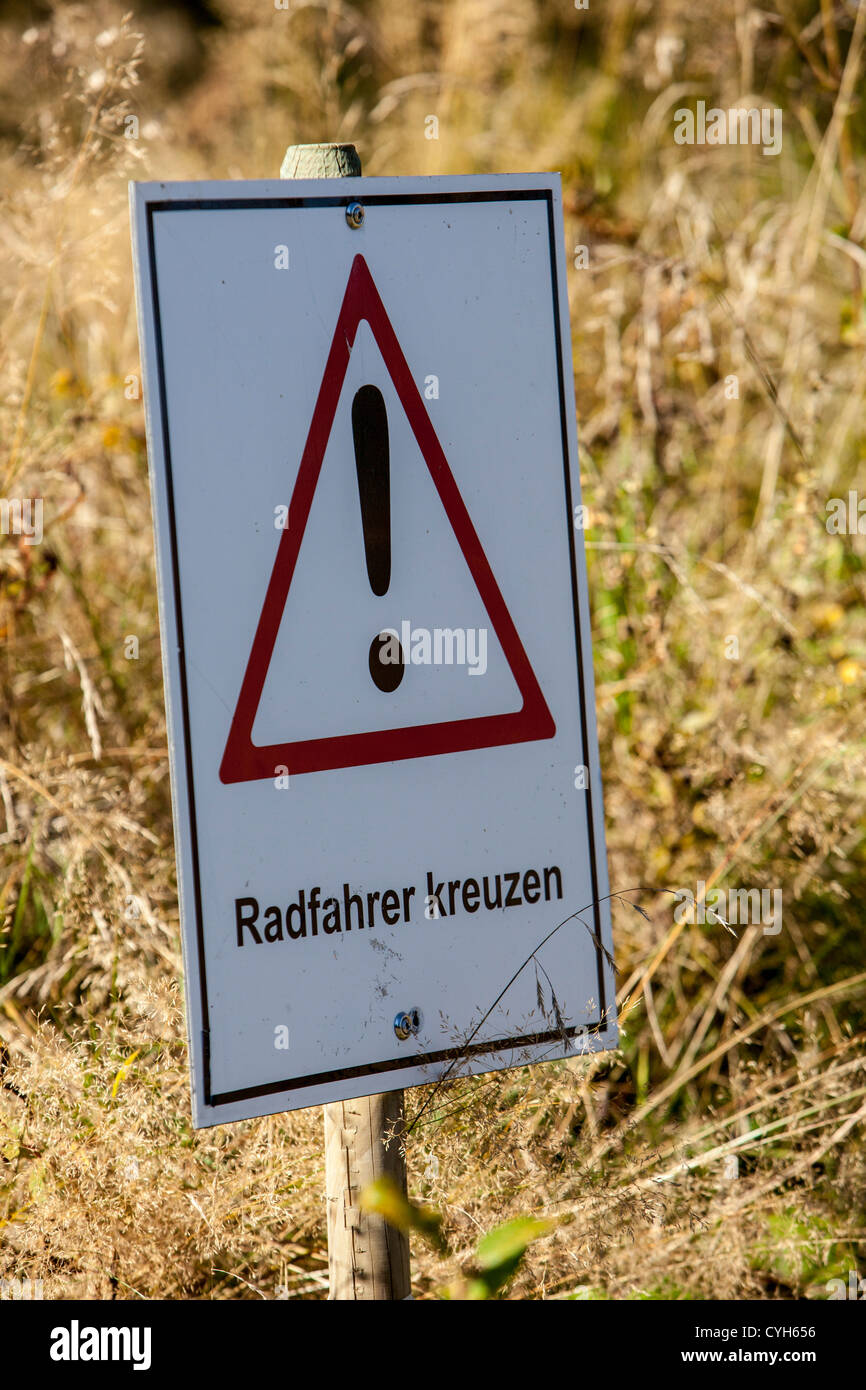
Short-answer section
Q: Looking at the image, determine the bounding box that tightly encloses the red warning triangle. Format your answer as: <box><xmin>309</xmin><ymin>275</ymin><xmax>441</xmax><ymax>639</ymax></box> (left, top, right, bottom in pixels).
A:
<box><xmin>220</xmin><ymin>253</ymin><xmax>554</xmax><ymax>783</ymax></box>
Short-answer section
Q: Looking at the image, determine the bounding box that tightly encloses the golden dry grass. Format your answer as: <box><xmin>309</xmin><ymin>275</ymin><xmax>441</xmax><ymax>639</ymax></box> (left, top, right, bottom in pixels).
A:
<box><xmin>1</xmin><ymin>0</ymin><xmax>865</xmax><ymax>1299</ymax></box>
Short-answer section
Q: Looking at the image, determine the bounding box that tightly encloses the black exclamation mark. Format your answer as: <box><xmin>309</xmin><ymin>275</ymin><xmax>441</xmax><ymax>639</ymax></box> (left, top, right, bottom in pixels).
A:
<box><xmin>352</xmin><ymin>384</ymin><xmax>405</xmax><ymax>693</ymax></box>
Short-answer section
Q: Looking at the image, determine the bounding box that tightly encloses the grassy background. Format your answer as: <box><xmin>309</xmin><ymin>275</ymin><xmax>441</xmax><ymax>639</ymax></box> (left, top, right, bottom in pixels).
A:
<box><xmin>1</xmin><ymin>0</ymin><xmax>865</xmax><ymax>1299</ymax></box>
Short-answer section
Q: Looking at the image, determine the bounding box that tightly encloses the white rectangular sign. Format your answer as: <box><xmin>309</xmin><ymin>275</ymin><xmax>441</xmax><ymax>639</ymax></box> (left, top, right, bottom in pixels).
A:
<box><xmin>131</xmin><ymin>173</ymin><xmax>616</xmax><ymax>1127</ymax></box>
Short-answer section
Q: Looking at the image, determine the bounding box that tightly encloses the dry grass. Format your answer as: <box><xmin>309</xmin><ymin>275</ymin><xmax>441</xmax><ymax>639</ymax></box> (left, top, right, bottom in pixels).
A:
<box><xmin>1</xmin><ymin>0</ymin><xmax>865</xmax><ymax>1299</ymax></box>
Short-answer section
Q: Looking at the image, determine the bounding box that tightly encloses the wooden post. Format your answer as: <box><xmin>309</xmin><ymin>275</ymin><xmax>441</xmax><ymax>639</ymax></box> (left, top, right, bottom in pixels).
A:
<box><xmin>280</xmin><ymin>141</ymin><xmax>411</xmax><ymax>1302</ymax></box>
<box><xmin>322</xmin><ymin>1093</ymin><xmax>411</xmax><ymax>1300</ymax></box>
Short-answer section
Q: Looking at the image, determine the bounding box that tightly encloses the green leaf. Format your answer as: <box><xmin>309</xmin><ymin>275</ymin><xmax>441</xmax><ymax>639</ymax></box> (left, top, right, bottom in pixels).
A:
<box><xmin>475</xmin><ymin>1216</ymin><xmax>552</xmax><ymax>1272</ymax></box>
<box><xmin>360</xmin><ymin>1176</ymin><xmax>447</xmax><ymax>1252</ymax></box>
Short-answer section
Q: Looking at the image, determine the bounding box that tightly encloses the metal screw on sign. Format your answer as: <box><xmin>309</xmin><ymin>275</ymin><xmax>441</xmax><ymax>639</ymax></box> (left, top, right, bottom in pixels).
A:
<box><xmin>393</xmin><ymin>1008</ymin><xmax>422</xmax><ymax>1041</ymax></box>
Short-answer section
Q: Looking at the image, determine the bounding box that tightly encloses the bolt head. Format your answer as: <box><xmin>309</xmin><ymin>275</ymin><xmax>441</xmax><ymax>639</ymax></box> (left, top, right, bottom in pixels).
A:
<box><xmin>346</xmin><ymin>201</ymin><xmax>365</xmax><ymax>229</ymax></box>
<box><xmin>393</xmin><ymin>1008</ymin><xmax>421</xmax><ymax>1040</ymax></box>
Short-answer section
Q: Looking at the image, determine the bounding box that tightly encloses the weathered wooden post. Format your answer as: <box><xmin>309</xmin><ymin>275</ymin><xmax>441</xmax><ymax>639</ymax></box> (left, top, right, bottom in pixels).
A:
<box><xmin>280</xmin><ymin>141</ymin><xmax>411</xmax><ymax>1302</ymax></box>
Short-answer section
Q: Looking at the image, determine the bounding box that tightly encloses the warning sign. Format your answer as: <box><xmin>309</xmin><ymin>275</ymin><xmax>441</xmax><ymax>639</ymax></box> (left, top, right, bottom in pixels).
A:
<box><xmin>221</xmin><ymin>252</ymin><xmax>554</xmax><ymax>782</ymax></box>
<box><xmin>131</xmin><ymin>174</ymin><xmax>617</xmax><ymax>1127</ymax></box>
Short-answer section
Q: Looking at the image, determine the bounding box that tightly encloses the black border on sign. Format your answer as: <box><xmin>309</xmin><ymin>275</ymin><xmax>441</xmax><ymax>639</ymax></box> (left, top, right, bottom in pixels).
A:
<box><xmin>145</xmin><ymin>188</ymin><xmax>610</xmax><ymax>1112</ymax></box>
